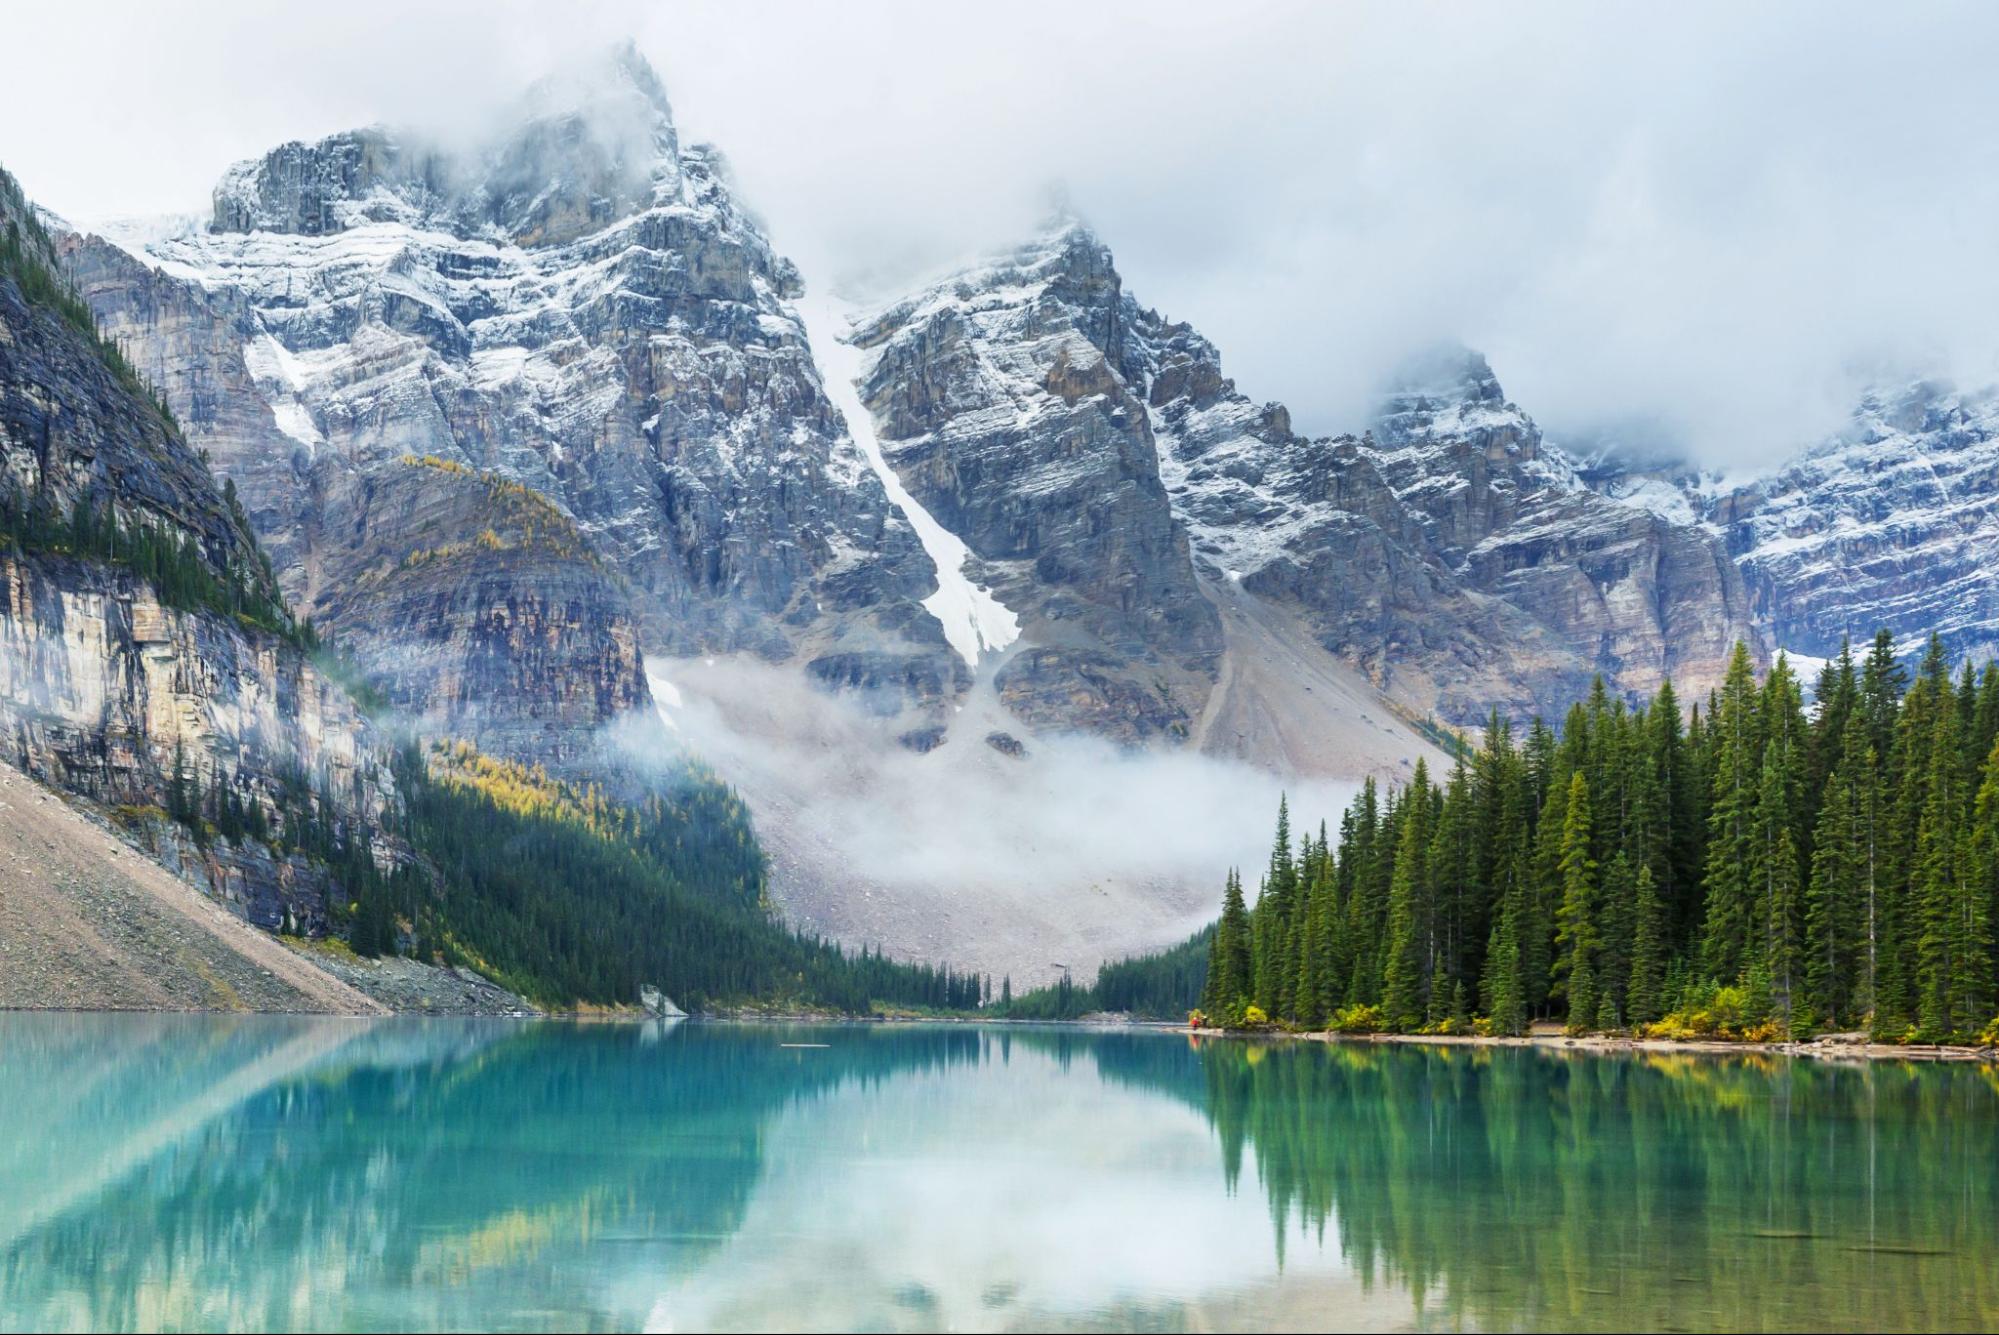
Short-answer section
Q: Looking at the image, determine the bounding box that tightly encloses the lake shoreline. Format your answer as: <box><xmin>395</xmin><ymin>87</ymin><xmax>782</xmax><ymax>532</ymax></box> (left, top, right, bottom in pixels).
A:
<box><xmin>4</xmin><ymin>998</ymin><xmax>1992</xmax><ymax>1065</ymax></box>
<box><xmin>1187</xmin><ymin>1025</ymin><xmax>1999</xmax><ymax>1064</ymax></box>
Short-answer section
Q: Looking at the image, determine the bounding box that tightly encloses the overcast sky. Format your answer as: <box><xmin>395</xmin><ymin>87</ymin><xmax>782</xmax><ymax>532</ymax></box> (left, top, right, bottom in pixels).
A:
<box><xmin>5</xmin><ymin>1</ymin><xmax>1996</xmax><ymax>464</ymax></box>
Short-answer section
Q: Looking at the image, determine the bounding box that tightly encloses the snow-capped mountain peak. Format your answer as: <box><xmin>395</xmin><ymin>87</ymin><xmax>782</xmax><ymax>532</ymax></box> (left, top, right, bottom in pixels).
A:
<box><xmin>211</xmin><ymin>41</ymin><xmax>687</xmax><ymax>248</ymax></box>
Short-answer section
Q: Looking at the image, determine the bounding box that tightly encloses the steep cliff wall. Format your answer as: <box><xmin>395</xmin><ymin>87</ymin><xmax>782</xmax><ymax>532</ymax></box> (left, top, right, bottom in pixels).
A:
<box><xmin>2</xmin><ymin>167</ymin><xmax>392</xmax><ymax>933</ymax></box>
<box><xmin>305</xmin><ymin>454</ymin><xmax>647</xmax><ymax>767</ymax></box>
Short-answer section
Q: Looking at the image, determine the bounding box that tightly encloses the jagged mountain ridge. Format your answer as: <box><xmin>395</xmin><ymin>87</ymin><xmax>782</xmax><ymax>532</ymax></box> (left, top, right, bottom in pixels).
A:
<box><xmin>1363</xmin><ymin>347</ymin><xmax>1760</xmax><ymax>705</ymax></box>
<box><xmin>67</xmin><ymin>43</ymin><xmax>956</xmax><ymax>773</ymax></box>
<box><xmin>1665</xmin><ymin>380</ymin><xmax>1999</xmax><ymax>666</ymax></box>
<box><xmin>850</xmin><ymin>227</ymin><xmax>1225</xmax><ymax>745</ymax></box>
<box><xmin>63</xmin><ymin>50</ymin><xmax>1324</xmax><ymax>985</ymax></box>
<box><xmin>853</xmin><ymin>222</ymin><xmax>1764</xmax><ymax>731</ymax></box>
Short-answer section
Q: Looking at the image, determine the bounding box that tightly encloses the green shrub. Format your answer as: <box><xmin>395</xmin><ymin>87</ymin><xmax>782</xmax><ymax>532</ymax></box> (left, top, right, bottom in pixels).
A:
<box><xmin>1645</xmin><ymin>977</ymin><xmax>1790</xmax><ymax>1042</ymax></box>
<box><xmin>1327</xmin><ymin>1003</ymin><xmax>1386</xmax><ymax>1034</ymax></box>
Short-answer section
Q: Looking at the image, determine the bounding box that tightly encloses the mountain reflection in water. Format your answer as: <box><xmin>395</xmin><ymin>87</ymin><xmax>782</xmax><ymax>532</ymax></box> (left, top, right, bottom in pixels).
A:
<box><xmin>1</xmin><ymin>1016</ymin><xmax>1994</xmax><ymax>1332</ymax></box>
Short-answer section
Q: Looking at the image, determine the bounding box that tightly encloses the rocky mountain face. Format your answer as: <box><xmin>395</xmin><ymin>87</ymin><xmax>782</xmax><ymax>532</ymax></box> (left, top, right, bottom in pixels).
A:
<box><xmin>1684</xmin><ymin>380</ymin><xmax>1999</xmax><ymax>666</ymax></box>
<box><xmin>850</xmin><ymin>227</ymin><xmax>1223</xmax><ymax>743</ymax></box>
<box><xmin>307</xmin><ymin>454</ymin><xmax>648</xmax><ymax>766</ymax></box>
<box><xmin>857</xmin><ymin>221</ymin><xmax>1764</xmax><ymax>730</ymax></box>
<box><xmin>68</xmin><ymin>48</ymin><xmax>1528</xmax><ymax>770</ymax></box>
<box><xmin>1</xmin><ymin>167</ymin><xmax>392</xmax><ymax>933</ymax></box>
<box><xmin>1363</xmin><ymin>349</ymin><xmax>1759</xmax><ymax>707</ymax></box>
<box><xmin>1124</xmin><ymin>305</ymin><xmax>1592</xmax><ymax>725</ymax></box>
<box><xmin>65</xmin><ymin>43</ymin><xmax>952</xmax><ymax>771</ymax></box>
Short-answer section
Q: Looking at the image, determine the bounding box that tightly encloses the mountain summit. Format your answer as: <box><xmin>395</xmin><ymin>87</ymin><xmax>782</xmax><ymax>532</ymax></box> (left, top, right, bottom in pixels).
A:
<box><xmin>213</xmin><ymin>40</ymin><xmax>684</xmax><ymax>247</ymax></box>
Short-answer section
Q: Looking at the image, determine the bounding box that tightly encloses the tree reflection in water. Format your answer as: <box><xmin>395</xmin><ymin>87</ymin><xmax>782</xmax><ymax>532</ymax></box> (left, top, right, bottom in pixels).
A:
<box><xmin>1090</xmin><ymin>1033</ymin><xmax>1999</xmax><ymax>1331</ymax></box>
<box><xmin>2</xmin><ymin>1017</ymin><xmax>1995</xmax><ymax>1332</ymax></box>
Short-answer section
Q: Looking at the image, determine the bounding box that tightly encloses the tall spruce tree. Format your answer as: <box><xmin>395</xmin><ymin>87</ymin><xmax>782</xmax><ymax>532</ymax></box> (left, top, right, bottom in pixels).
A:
<box><xmin>1553</xmin><ymin>772</ymin><xmax>1599</xmax><ymax>1031</ymax></box>
<box><xmin>1627</xmin><ymin>864</ymin><xmax>1667</xmax><ymax>1025</ymax></box>
<box><xmin>1382</xmin><ymin>760</ymin><xmax>1436</xmax><ymax>1029</ymax></box>
<box><xmin>1806</xmin><ymin>760</ymin><xmax>1862</xmax><ymax>1027</ymax></box>
<box><xmin>1953</xmin><ymin>736</ymin><xmax>1999</xmax><ymax>1039</ymax></box>
<box><xmin>1201</xmin><ymin>868</ymin><xmax>1254</xmax><ymax>1020</ymax></box>
<box><xmin>1914</xmin><ymin>695</ymin><xmax>1977</xmax><ymax>1038</ymax></box>
<box><xmin>1702</xmin><ymin>643</ymin><xmax>1761</xmax><ymax>981</ymax></box>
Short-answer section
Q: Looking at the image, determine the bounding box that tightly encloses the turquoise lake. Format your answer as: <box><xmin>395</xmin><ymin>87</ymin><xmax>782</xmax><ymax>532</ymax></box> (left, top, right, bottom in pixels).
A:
<box><xmin>1</xmin><ymin>1015</ymin><xmax>1995</xmax><ymax>1331</ymax></box>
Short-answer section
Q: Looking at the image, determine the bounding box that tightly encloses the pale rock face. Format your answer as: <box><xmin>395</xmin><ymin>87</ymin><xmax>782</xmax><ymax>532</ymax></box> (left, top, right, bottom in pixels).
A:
<box><xmin>0</xmin><ymin>179</ymin><xmax>393</xmax><ymax>931</ymax></box>
<box><xmin>0</xmin><ymin>556</ymin><xmax>385</xmax><ymax>932</ymax></box>
<box><xmin>0</xmin><ymin>583</ymin><xmax>324</xmax><ymax>819</ymax></box>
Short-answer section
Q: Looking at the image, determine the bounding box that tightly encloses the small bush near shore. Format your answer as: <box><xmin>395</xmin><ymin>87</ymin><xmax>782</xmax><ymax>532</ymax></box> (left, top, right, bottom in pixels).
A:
<box><xmin>1327</xmin><ymin>1004</ymin><xmax>1386</xmax><ymax>1034</ymax></box>
<box><xmin>1644</xmin><ymin>980</ymin><xmax>1788</xmax><ymax>1043</ymax></box>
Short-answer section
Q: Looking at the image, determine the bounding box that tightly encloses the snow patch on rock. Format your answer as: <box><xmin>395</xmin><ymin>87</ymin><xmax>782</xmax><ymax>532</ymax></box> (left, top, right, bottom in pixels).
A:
<box><xmin>796</xmin><ymin>292</ymin><xmax>1019</xmax><ymax>668</ymax></box>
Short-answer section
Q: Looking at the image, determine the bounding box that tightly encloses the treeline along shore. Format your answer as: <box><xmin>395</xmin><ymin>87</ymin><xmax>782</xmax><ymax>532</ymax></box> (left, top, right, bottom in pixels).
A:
<box><xmin>1194</xmin><ymin>633</ymin><xmax>1999</xmax><ymax>1053</ymax></box>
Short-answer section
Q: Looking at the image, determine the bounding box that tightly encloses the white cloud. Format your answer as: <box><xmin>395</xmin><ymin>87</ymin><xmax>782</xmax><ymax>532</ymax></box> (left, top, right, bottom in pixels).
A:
<box><xmin>5</xmin><ymin>1</ymin><xmax>1997</xmax><ymax>464</ymax></box>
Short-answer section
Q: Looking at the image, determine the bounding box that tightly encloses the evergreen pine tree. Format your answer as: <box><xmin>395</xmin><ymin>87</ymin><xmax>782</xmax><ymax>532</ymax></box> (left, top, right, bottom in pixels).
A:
<box><xmin>1627</xmin><ymin>864</ymin><xmax>1667</xmax><ymax>1025</ymax></box>
<box><xmin>1915</xmin><ymin>696</ymin><xmax>1973</xmax><ymax>1038</ymax></box>
<box><xmin>1806</xmin><ymin>759</ymin><xmax>1861</xmax><ymax>1027</ymax></box>
<box><xmin>1382</xmin><ymin>761</ymin><xmax>1435</xmax><ymax>1029</ymax></box>
<box><xmin>1202</xmin><ymin>869</ymin><xmax>1254</xmax><ymax>1021</ymax></box>
<box><xmin>1702</xmin><ymin>642</ymin><xmax>1761</xmax><ymax>981</ymax></box>
<box><xmin>1752</xmin><ymin>741</ymin><xmax>1805</xmax><ymax>1019</ymax></box>
<box><xmin>1525</xmin><ymin>769</ymin><xmax>1567</xmax><ymax>1018</ymax></box>
<box><xmin>1597</xmin><ymin>850</ymin><xmax>1637</xmax><ymax>1015</ymax></box>
<box><xmin>1254</xmin><ymin>797</ymin><xmax>1299</xmax><ymax>1015</ymax></box>
<box><xmin>1554</xmin><ymin>771</ymin><xmax>1598</xmax><ymax>1031</ymax></box>
<box><xmin>1428</xmin><ymin>755</ymin><xmax>1476</xmax><ymax>1017</ymax></box>
<box><xmin>1482</xmin><ymin>900</ymin><xmax>1527</xmax><ymax>1036</ymax></box>
<box><xmin>1953</xmin><ymin>736</ymin><xmax>1999</xmax><ymax>1038</ymax></box>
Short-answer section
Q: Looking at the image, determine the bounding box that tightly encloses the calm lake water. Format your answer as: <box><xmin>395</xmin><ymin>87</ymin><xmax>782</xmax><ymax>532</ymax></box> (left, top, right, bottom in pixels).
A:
<box><xmin>1</xmin><ymin>1016</ymin><xmax>1995</xmax><ymax>1332</ymax></box>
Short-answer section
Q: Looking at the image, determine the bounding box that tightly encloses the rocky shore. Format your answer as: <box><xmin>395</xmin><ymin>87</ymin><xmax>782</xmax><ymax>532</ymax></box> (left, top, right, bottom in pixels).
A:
<box><xmin>0</xmin><ymin>760</ymin><xmax>535</xmax><ymax>1017</ymax></box>
<box><xmin>0</xmin><ymin>761</ymin><xmax>380</xmax><ymax>1015</ymax></box>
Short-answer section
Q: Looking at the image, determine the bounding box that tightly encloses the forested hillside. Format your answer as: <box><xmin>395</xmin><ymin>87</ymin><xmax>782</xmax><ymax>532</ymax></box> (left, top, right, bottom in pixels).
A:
<box><xmin>143</xmin><ymin>734</ymin><xmax>999</xmax><ymax>1013</ymax></box>
<box><xmin>1200</xmin><ymin>634</ymin><xmax>1999</xmax><ymax>1044</ymax></box>
<box><xmin>392</xmin><ymin>742</ymin><xmax>992</xmax><ymax>1011</ymax></box>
